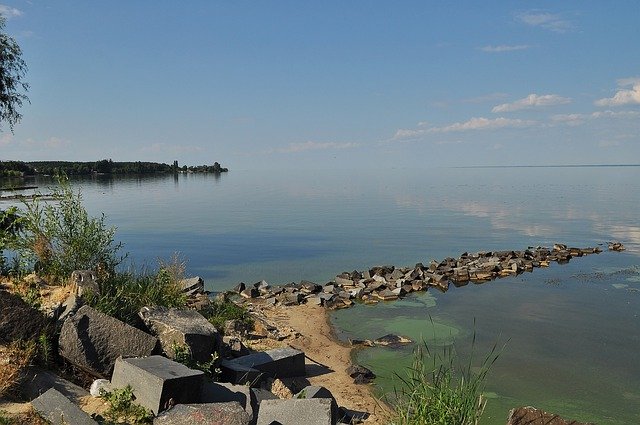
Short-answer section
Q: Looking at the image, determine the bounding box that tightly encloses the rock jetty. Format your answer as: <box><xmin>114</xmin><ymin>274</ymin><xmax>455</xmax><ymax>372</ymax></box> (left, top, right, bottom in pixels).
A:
<box><xmin>234</xmin><ymin>243</ymin><xmax>624</xmax><ymax>310</ymax></box>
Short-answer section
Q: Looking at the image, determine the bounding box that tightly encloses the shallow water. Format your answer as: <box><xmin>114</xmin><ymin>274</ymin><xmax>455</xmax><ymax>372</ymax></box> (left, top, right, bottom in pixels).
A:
<box><xmin>3</xmin><ymin>166</ymin><xmax>639</xmax><ymax>422</ymax></box>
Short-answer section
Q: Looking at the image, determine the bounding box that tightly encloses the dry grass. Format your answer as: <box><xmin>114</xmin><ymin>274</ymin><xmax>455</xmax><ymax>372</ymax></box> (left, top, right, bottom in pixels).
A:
<box><xmin>0</xmin><ymin>341</ymin><xmax>36</xmax><ymax>398</ymax></box>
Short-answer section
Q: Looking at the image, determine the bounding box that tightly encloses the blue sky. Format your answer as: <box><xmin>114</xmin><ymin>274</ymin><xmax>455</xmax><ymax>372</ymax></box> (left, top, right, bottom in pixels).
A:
<box><xmin>1</xmin><ymin>1</ymin><xmax>639</xmax><ymax>169</ymax></box>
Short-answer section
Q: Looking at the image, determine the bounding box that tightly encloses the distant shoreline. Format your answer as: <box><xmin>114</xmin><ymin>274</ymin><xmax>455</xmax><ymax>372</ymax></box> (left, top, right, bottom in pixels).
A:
<box><xmin>455</xmin><ymin>163</ymin><xmax>640</xmax><ymax>168</ymax></box>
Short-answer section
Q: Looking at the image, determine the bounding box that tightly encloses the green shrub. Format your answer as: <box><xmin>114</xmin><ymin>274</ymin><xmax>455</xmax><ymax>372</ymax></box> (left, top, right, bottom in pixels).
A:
<box><xmin>203</xmin><ymin>296</ymin><xmax>254</xmax><ymax>332</ymax></box>
<box><xmin>15</xmin><ymin>178</ymin><xmax>123</xmax><ymax>280</ymax></box>
<box><xmin>99</xmin><ymin>385</ymin><xmax>152</xmax><ymax>424</ymax></box>
<box><xmin>171</xmin><ymin>343</ymin><xmax>219</xmax><ymax>378</ymax></box>
<box><xmin>0</xmin><ymin>207</ymin><xmax>21</xmax><ymax>274</ymax></box>
<box><xmin>390</xmin><ymin>328</ymin><xmax>503</xmax><ymax>425</ymax></box>
<box><xmin>85</xmin><ymin>268</ymin><xmax>187</xmax><ymax>326</ymax></box>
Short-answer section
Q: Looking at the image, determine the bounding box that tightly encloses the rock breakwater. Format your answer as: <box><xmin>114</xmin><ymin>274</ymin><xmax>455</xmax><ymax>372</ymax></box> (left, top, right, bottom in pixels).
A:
<box><xmin>235</xmin><ymin>243</ymin><xmax>625</xmax><ymax>310</ymax></box>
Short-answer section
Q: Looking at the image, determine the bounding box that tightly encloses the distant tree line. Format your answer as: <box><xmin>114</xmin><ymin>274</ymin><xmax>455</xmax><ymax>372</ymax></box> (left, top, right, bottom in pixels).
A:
<box><xmin>0</xmin><ymin>159</ymin><xmax>228</xmax><ymax>177</ymax></box>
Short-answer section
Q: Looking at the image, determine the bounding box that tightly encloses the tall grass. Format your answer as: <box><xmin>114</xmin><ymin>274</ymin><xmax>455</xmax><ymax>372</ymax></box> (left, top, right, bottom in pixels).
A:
<box><xmin>85</xmin><ymin>267</ymin><xmax>187</xmax><ymax>326</ymax></box>
<box><xmin>390</xmin><ymin>322</ymin><xmax>504</xmax><ymax>425</ymax></box>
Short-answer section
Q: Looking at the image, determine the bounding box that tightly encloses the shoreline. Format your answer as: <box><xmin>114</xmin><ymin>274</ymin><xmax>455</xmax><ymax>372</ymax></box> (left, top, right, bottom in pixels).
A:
<box><xmin>256</xmin><ymin>302</ymin><xmax>392</xmax><ymax>424</ymax></box>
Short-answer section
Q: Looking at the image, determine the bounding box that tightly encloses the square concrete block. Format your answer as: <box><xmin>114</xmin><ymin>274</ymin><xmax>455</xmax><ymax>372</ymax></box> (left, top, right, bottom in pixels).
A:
<box><xmin>31</xmin><ymin>388</ymin><xmax>98</xmax><ymax>425</ymax></box>
<box><xmin>111</xmin><ymin>355</ymin><xmax>204</xmax><ymax>414</ymax></box>
<box><xmin>256</xmin><ymin>398</ymin><xmax>334</xmax><ymax>425</ymax></box>
<box><xmin>220</xmin><ymin>347</ymin><xmax>305</xmax><ymax>384</ymax></box>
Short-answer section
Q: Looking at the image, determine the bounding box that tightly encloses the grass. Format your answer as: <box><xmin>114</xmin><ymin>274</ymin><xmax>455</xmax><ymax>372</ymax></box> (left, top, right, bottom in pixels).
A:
<box><xmin>85</xmin><ymin>267</ymin><xmax>187</xmax><ymax>326</ymax></box>
<box><xmin>202</xmin><ymin>295</ymin><xmax>254</xmax><ymax>333</ymax></box>
<box><xmin>99</xmin><ymin>385</ymin><xmax>152</xmax><ymax>424</ymax></box>
<box><xmin>389</xmin><ymin>321</ymin><xmax>504</xmax><ymax>425</ymax></box>
<box><xmin>0</xmin><ymin>340</ymin><xmax>36</xmax><ymax>398</ymax></box>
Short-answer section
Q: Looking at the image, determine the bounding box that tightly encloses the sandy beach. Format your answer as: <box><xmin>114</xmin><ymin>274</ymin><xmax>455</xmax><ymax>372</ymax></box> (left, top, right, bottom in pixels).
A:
<box><xmin>257</xmin><ymin>303</ymin><xmax>392</xmax><ymax>424</ymax></box>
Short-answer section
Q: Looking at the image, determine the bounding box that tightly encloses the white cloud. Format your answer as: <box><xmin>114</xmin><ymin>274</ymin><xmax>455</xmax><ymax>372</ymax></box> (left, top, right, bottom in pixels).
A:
<box><xmin>552</xmin><ymin>110</ymin><xmax>640</xmax><ymax>126</ymax></box>
<box><xmin>480</xmin><ymin>45</ymin><xmax>530</xmax><ymax>53</ymax></box>
<box><xmin>0</xmin><ymin>5</ymin><xmax>23</xmax><ymax>19</ymax></box>
<box><xmin>392</xmin><ymin>117</ymin><xmax>535</xmax><ymax>142</ymax></box>
<box><xmin>492</xmin><ymin>94</ymin><xmax>571</xmax><ymax>113</ymax></box>
<box><xmin>277</xmin><ymin>141</ymin><xmax>359</xmax><ymax>154</ymax></box>
<box><xmin>435</xmin><ymin>117</ymin><xmax>534</xmax><ymax>132</ymax></box>
<box><xmin>21</xmin><ymin>137</ymin><xmax>71</xmax><ymax>149</ymax></box>
<box><xmin>595</xmin><ymin>79</ymin><xmax>640</xmax><ymax>107</ymax></box>
<box><xmin>515</xmin><ymin>10</ymin><xmax>573</xmax><ymax>33</ymax></box>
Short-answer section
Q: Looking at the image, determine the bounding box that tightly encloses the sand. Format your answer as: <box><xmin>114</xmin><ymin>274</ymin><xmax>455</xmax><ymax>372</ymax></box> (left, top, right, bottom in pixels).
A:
<box><xmin>258</xmin><ymin>303</ymin><xmax>392</xmax><ymax>424</ymax></box>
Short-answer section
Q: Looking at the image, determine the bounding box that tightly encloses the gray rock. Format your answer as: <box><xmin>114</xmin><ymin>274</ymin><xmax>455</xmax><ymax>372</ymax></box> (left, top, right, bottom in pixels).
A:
<box><xmin>153</xmin><ymin>402</ymin><xmax>251</xmax><ymax>425</ymax></box>
<box><xmin>506</xmin><ymin>406</ymin><xmax>594</xmax><ymax>425</ymax></box>
<box><xmin>221</xmin><ymin>347</ymin><xmax>305</xmax><ymax>385</ymax></box>
<box><xmin>58</xmin><ymin>305</ymin><xmax>159</xmax><ymax>377</ymax></box>
<box><xmin>111</xmin><ymin>355</ymin><xmax>204</xmax><ymax>414</ymax></box>
<box><xmin>56</xmin><ymin>293</ymin><xmax>83</xmax><ymax>323</ymax></box>
<box><xmin>346</xmin><ymin>365</ymin><xmax>376</xmax><ymax>384</ymax></box>
<box><xmin>139</xmin><ymin>306</ymin><xmax>219</xmax><ymax>363</ymax></box>
<box><xmin>180</xmin><ymin>276</ymin><xmax>205</xmax><ymax>296</ymax></box>
<box><xmin>257</xmin><ymin>398</ymin><xmax>334</xmax><ymax>425</ymax></box>
<box><xmin>0</xmin><ymin>291</ymin><xmax>49</xmax><ymax>344</ymax></box>
<box><xmin>21</xmin><ymin>367</ymin><xmax>89</xmax><ymax>403</ymax></box>
<box><xmin>373</xmin><ymin>334</ymin><xmax>412</xmax><ymax>347</ymax></box>
<box><xmin>200</xmin><ymin>381</ymin><xmax>255</xmax><ymax>419</ymax></box>
<box><xmin>295</xmin><ymin>385</ymin><xmax>339</xmax><ymax>423</ymax></box>
<box><xmin>31</xmin><ymin>388</ymin><xmax>98</xmax><ymax>425</ymax></box>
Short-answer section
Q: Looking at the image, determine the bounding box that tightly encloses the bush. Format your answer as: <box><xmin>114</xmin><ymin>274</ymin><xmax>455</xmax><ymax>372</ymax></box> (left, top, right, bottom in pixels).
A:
<box><xmin>85</xmin><ymin>267</ymin><xmax>187</xmax><ymax>326</ymax></box>
<box><xmin>0</xmin><ymin>207</ymin><xmax>21</xmax><ymax>274</ymax></box>
<box><xmin>390</xmin><ymin>329</ymin><xmax>503</xmax><ymax>425</ymax></box>
<box><xmin>99</xmin><ymin>385</ymin><xmax>152</xmax><ymax>424</ymax></box>
<box><xmin>15</xmin><ymin>179</ymin><xmax>123</xmax><ymax>280</ymax></box>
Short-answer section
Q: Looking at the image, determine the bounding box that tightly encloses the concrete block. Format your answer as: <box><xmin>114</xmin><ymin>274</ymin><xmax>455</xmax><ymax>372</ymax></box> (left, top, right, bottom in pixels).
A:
<box><xmin>111</xmin><ymin>355</ymin><xmax>204</xmax><ymax>414</ymax></box>
<box><xmin>139</xmin><ymin>306</ymin><xmax>219</xmax><ymax>362</ymax></box>
<box><xmin>294</xmin><ymin>385</ymin><xmax>338</xmax><ymax>423</ymax></box>
<box><xmin>200</xmin><ymin>380</ymin><xmax>254</xmax><ymax>419</ymax></box>
<box><xmin>31</xmin><ymin>388</ymin><xmax>98</xmax><ymax>425</ymax></box>
<box><xmin>220</xmin><ymin>347</ymin><xmax>305</xmax><ymax>385</ymax></box>
<box><xmin>256</xmin><ymin>398</ymin><xmax>334</xmax><ymax>425</ymax></box>
<box><xmin>153</xmin><ymin>402</ymin><xmax>250</xmax><ymax>425</ymax></box>
<box><xmin>21</xmin><ymin>367</ymin><xmax>89</xmax><ymax>403</ymax></box>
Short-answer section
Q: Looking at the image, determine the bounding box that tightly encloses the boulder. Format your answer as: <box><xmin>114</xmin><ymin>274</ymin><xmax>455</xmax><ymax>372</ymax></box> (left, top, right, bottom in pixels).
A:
<box><xmin>31</xmin><ymin>388</ymin><xmax>98</xmax><ymax>425</ymax></box>
<box><xmin>139</xmin><ymin>306</ymin><xmax>219</xmax><ymax>363</ymax></box>
<box><xmin>0</xmin><ymin>290</ymin><xmax>49</xmax><ymax>344</ymax></box>
<box><xmin>111</xmin><ymin>355</ymin><xmax>204</xmax><ymax>414</ymax></box>
<box><xmin>58</xmin><ymin>305</ymin><xmax>159</xmax><ymax>377</ymax></box>
<box><xmin>506</xmin><ymin>406</ymin><xmax>594</xmax><ymax>425</ymax></box>
<box><xmin>153</xmin><ymin>402</ymin><xmax>251</xmax><ymax>425</ymax></box>
<box><xmin>346</xmin><ymin>365</ymin><xmax>376</xmax><ymax>384</ymax></box>
<box><xmin>256</xmin><ymin>398</ymin><xmax>334</xmax><ymax>425</ymax></box>
<box><xmin>373</xmin><ymin>334</ymin><xmax>412</xmax><ymax>347</ymax></box>
<box><xmin>221</xmin><ymin>347</ymin><xmax>305</xmax><ymax>385</ymax></box>
<box><xmin>180</xmin><ymin>276</ymin><xmax>205</xmax><ymax>296</ymax></box>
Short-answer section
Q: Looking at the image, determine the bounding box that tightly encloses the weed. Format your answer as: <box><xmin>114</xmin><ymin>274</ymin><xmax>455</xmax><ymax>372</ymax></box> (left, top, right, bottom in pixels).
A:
<box><xmin>0</xmin><ymin>340</ymin><xmax>36</xmax><ymax>398</ymax></box>
<box><xmin>99</xmin><ymin>385</ymin><xmax>152</xmax><ymax>424</ymax></box>
<box><xmin>85</xmin><ymin>267</ymin><xmax>187</xmax><ymax>326</ymax></box>
<box><xmin>203</xmin><ymin>297</ymin><xmax>254</xmax><ymax>333</ymax></box>
<box><xmin>171</xmin><ymin>343</ymin><xmax>220</xmax><ymax>378</ymax></box>
<box><xmin>389</xmin><ymin>321</ymin><xmax>504</xmax><ymax>425</ymax></box>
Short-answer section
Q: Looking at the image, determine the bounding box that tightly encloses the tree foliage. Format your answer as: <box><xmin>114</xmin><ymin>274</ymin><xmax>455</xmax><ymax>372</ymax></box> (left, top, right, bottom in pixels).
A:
<box><xmin>0</xmin><ymin>15</ymin><xmax>29</xmax><ymax>132</ymax></box>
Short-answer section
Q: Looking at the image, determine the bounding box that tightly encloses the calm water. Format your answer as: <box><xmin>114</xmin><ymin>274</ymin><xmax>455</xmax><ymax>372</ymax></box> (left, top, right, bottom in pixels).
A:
<box><xmin>3</xmin><ymin>166</ymin><xmax>639</xmax><ymax>423</ymax></box>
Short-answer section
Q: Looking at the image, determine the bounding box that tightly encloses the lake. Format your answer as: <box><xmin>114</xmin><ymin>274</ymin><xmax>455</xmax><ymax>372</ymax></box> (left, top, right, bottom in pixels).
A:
<box><xmin>3</xmin><ymin>166</ymin><xmax>639</xmax><ymax>424</ymax></box>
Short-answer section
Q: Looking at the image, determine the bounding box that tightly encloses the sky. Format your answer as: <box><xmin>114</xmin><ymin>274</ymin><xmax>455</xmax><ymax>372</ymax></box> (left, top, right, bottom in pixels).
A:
<box><xmin>0</xmin><ymin>1</ymin><xmax>639</xmax><ymax>170</ymax></box>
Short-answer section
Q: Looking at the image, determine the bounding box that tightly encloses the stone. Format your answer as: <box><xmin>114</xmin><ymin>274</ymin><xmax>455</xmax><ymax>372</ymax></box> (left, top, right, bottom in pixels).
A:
<box><xmin>21</xmin><ymin>367</ymin><xmax>89</xmax><ymax>403</ymax></box>
<box><xmin>373</xmin><ymin>334</ymin><xmax>412</xmax><ymax>347</ymax></box>
<box><xmin>31</xmin><ymin>388</ymin><xmax>98</xmax><ymax>425</ymax></box>
<box><xmin>180</xmin><ymin>276</ymin><xmax>205</xmax><ymax>296</ymax></box>
<box><xmin>58</xmin><ymin>305</ymin><xmax>159</xmax><ymax>377</ymax></box>
<box><xmin>139</xmin><ymin>306</ymin><xmax>219</xmax><ymax>363</ymax></box>
<box><xmin>56</xmin><ymin>293</ymin><xmax>83</xmax><ymax>323</ymax></box>
<box><xmin>506</xmin><ymin>406</ymin><xmax>594</xmax><ymax>425</ymax></box>
<box><xmin>89</xmin><ymin>378</ymin><xmax>112</xmax><ymax>397</ymax></box>
<box><xmin>233</xmin><ymin>282</ymin><xmax>246</xmax><ymax>293</ymax></box>
<box><xmin>346</xmin><ymin>364</ymin><xmax>376</xmax><ymax>384</ymax></box>
<box><xmin>222</xmin><ymin>335</ymin><xmax>250</xmax><ymax>358</ymax></box>
<box><xmin>200</xmin><ymin>381</ymin><xmax>254</xmax><ymax>419</ymax></box>
<box><xmin>153</xmin><ymin>402</ymin><xmax>251</xmax><ymax>425</ymax></box>
<box><xmin>334</xmin><ymin>276</ymin><xmax>354</xmax><ymax>286</ymax></box>
<box><xmin>608</xmin><ymin>241</ymin><xmax>625</xmax><ymax>252</ymax></box>
<box><xmin>294</xmin><ymin>385</ymin><xmax>339</xmax><ymax>423</ymax></box>
<box><xmin>0</xmin><ymin>290</ymin><xmax>49</xmax><ymax>344</ymax></box>
<box><xmin>256</xmin><ymin>398</ymin><xmax>334</xmax><ymax>425</ymax></box>
<box><xmin>111</xmin><ymin>355</ymin><xmax>204</xmax><ymax>414</ymax></box>
<box><xmin>240</xmin><ymin>287</ymin><xmax>259</xmax><ymax>298</ymax></box>
<box><xmin>70</xmin><ymin>270</ymin><xmax>100</xmax><ymax>297</ymax></box>
<box><xmin>376</xmin><ymin>289</ymin><xmax>398</xmax><ymax>301</ymax></box>
<box><xmin>220</xmin><ymin>347</ymin><xmax>305</xmax><ymax>385</ymax></box>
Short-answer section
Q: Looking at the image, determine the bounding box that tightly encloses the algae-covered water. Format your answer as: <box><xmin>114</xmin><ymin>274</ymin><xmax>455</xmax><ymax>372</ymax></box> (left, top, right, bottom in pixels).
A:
<box><xmin>4</xmin><ymin>165</ymin><xmax>639</xmax><ymax>423</ymax></box>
